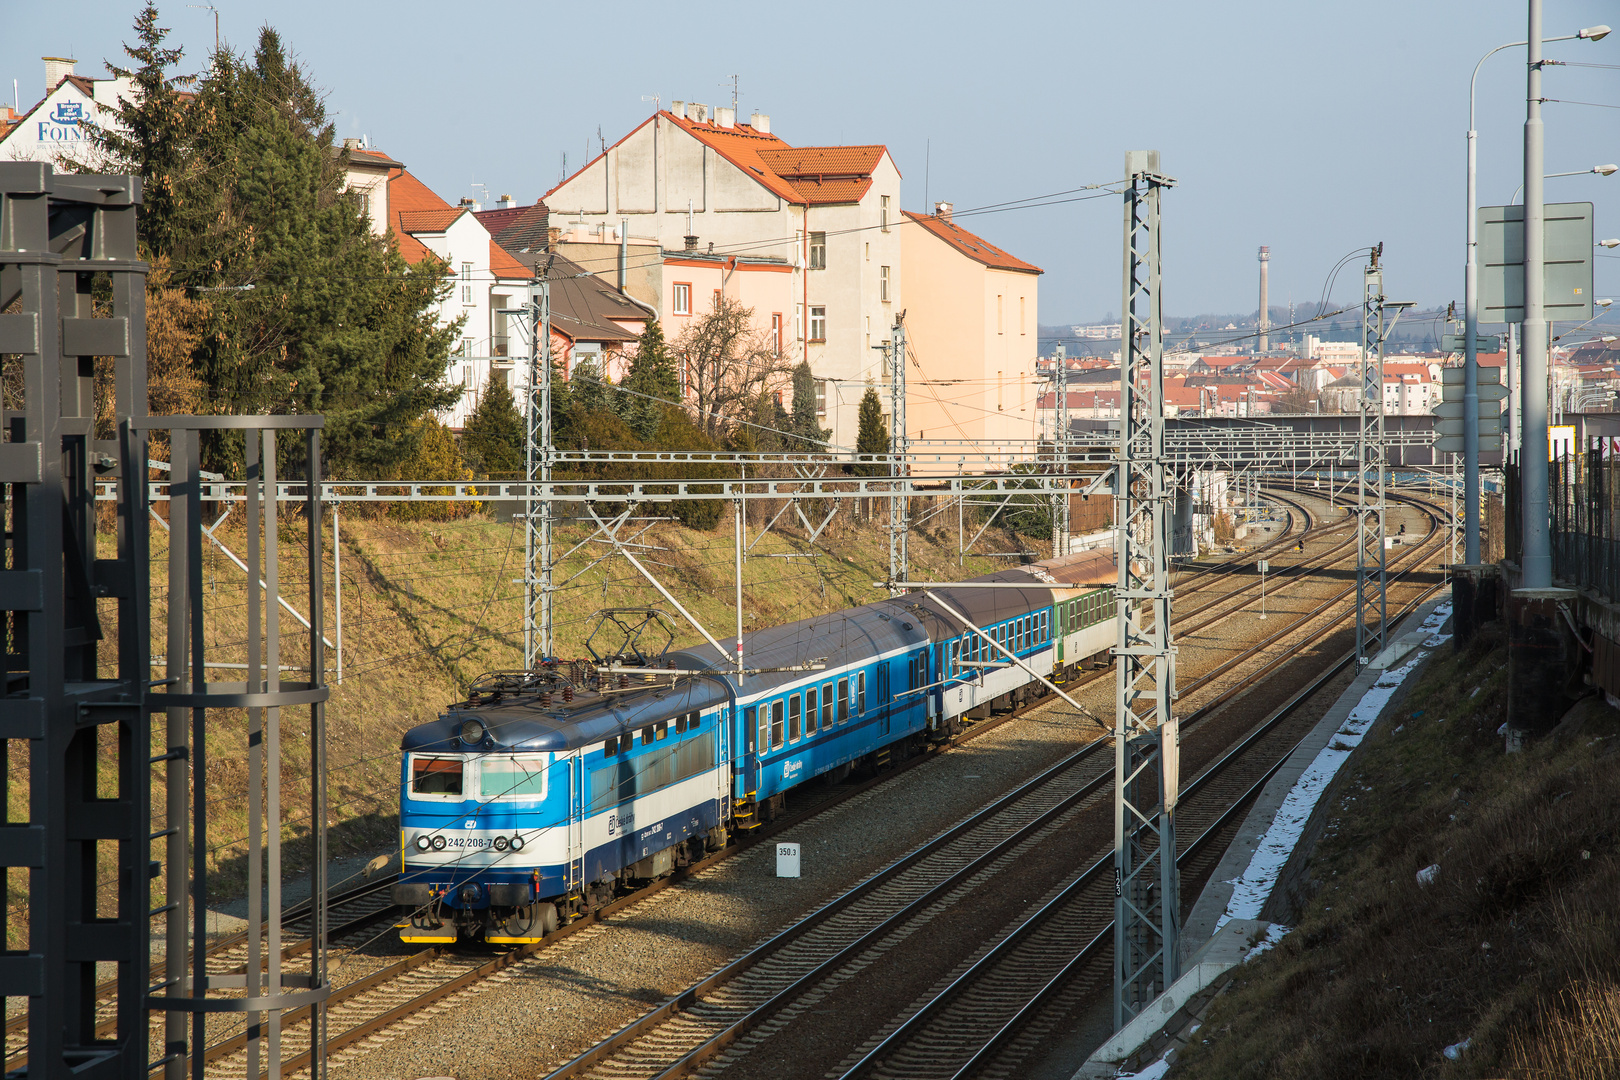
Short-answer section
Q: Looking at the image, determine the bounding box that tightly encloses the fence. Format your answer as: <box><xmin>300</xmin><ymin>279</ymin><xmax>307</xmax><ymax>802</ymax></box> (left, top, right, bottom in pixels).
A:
<box><xmin>1550</xmin><ymin>450</ymin><xmax>1620</xmax><ymax>602</ymax></box>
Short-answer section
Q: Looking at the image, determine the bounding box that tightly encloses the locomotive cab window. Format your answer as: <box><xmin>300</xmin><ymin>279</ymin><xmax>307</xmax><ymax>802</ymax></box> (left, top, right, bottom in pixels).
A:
<box><xmin>480</xmin><ymin>755</ymin><xmax>547</xmax><ymax>800</ymax></box>
<box><xmin>411</xmin><ymin>756</ymin><xmax>463</xmax><ymax>796</ymax></box>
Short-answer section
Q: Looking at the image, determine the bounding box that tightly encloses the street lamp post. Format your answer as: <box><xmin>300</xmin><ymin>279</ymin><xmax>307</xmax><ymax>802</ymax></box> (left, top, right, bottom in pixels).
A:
<box><xmin>1463</xmin><ymin>21</ymin><xmax>1608</xmax><ymax>567</ymax></box>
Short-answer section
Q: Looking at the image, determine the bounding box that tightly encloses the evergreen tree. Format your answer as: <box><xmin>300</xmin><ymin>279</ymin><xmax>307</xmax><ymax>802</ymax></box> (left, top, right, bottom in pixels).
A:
<box><xmin>94</xmin><ymin>3</ymin><xmax>192</xmax><ymax>255</ymax></box>
<box><xmin>94</xmin><ymin>15</ymin><xmax>460</xmax><ymax>477</ymax></box>
<box><xmin>854</xmin><ymin>386</ymin><xmax>887</xmax><ymax>476</ymax></box>
<box><xmin>790</xmin><ymin>361</ymin><xmax>830</xmax><ymax>449</ymax></box>
<box><xmin>618</xmin><ymin>320</ymin><xmax>679</xmax><ymax>440</ymax></box>
<box><xmin>462</xmin><ymin>379</ymin><xmax>524</xmax><ymax>479</ymax></box>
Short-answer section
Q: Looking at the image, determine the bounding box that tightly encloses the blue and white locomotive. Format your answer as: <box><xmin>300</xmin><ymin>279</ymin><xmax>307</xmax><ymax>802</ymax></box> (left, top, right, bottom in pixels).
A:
<box><xmin>392</xmin><ymin>550</ymin><xmax>1118</xmax><ymax>943</ymax></box>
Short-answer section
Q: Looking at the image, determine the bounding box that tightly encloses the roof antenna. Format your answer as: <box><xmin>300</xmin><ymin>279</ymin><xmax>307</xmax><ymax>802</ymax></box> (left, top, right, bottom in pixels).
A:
<box><xmin>723</xmin><ymin>74</ymin><xmax>738</xmax><ymax>112</ymax></box>
<box><xmin>641</xmin><ymin>93</ymin><xmax>660</xmax><ymax>116</ymax></box>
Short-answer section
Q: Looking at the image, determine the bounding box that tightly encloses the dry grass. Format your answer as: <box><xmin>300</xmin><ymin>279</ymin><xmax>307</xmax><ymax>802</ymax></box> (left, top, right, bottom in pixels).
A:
<box><xmin>1172</xmin><ymin>624</ymin><xmax>1620</xmax><ymax>1080</ymax></box>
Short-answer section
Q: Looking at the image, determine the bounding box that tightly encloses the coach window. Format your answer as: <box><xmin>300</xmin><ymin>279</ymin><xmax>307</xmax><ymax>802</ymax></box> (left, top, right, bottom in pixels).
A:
<box><xmin>749</xmin><ymin>706</ymin><xmax>764</xmax><ymax>753</ymax></box>
<box><xmin>411</xmin><ymin>756</ymin><xmax>463</xmax><ymax>797</ymax></box>
<box><xmin>805</xmin><ymin>688</ymin><xmax>818</xmax><ymax>735</ymax></box>
<box><xmin>642</xmin><ymin>725</ymin><xmax>656</xmax><ymax>747</ymax></box>
<box><xmin>656</xmin><ymin>720</ymin><xmax>669</xmax><ymax>740</ymax></box>
<box><xmin>789</xmin><ymin>694</ymin><xmax>802</xmax><ymax>742</ymax></box>
<box><xmin>822</xmin><ymin>683</ymin><xmax>834</xmax><ymax>728</ymax></box>
<box><xmin>837</xmin><ymin>679</ymin><xmax>850</xmax><ymax>723</ymax></box>
<box><xmin>857</xmin><ymin>671</ymin><xmax>867</xmax><ymax>713</ymax></box>
<box><xmin>771</xmin><ymin>700</ymin><xmax>785</xmax><ymax>750</ymax></box>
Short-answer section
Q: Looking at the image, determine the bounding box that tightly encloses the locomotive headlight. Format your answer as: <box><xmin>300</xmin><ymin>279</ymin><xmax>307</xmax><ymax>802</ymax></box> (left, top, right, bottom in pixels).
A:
<box><xmin>493</xmin><ymin>836</ymin><xmax>509</xmax><ymax>852</ymax></box>
<box><xmin>459</xmin><ymin>718</ymin><xmax>486</xmax><ymax>746</ymax></box>
<box><xmin>509</xmin><ymin>834</ymin><xmax>525</xmax><ymax>852</ymax></box>
<box><xmin>414</xmin><ymin>834</ymin><xmax>431</xmax><ymax>852</ymax></box>
<box><xmin>430</xmin><ymin>835</ymin><xmax>447</xmax><ymax>852</ymax></box>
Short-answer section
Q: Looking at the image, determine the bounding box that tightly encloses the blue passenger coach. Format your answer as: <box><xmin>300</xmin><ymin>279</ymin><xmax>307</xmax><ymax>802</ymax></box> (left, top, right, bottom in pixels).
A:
<box><xmin>392</xmin><ymin>550</ymin><xmax>1118</xmax><ymax>944</ymax></box>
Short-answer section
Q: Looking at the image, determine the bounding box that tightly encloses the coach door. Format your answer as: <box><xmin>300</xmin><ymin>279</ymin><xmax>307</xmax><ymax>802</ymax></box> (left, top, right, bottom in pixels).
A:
<box><xmin>567</xmin><ymin>752</ymin><xmax>584</xmax><ymax>891</ymax></box>
<box><xmin>928</xmin><ymin>645</ymin><xmax>941</xmax><ymax>724</ymax></box>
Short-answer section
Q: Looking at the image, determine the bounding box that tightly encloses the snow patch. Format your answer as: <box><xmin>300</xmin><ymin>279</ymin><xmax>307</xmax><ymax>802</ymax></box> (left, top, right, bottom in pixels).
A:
<box><xmin>1215</xmin><ymin>602</ymin><xmax>1452</xmax><ymax>932</ymax></box>
<box><xmin>1115</xmin><ymin>1058</ymin><xmax>1171</xmax><ymax>1079</ymax></box>
<box><xmin>1244</xmin><ymin>922</ymin><xmax>1291</xmax><ymax>961</ymax></box>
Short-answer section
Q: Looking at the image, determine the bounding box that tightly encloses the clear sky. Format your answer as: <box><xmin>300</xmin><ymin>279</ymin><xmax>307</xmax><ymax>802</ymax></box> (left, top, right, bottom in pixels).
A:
<box><xmin>5</xmin><ymin>0</ymin><xmax>1616</xmax><ymax>327</ymax></box>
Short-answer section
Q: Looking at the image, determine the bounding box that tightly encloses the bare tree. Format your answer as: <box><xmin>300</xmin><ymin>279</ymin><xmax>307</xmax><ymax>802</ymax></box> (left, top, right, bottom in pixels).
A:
<box><xmin>673</xmin><ymin>295</ymin><xmax>795</xmax><ymax>440</ymax></box>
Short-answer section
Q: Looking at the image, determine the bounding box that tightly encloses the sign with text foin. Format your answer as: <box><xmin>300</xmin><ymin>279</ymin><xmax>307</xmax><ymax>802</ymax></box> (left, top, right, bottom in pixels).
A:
<box><xmin>1478</xmin><ymin>202</ymin><xmax>1595</xmax><ymax>323</ymax></box>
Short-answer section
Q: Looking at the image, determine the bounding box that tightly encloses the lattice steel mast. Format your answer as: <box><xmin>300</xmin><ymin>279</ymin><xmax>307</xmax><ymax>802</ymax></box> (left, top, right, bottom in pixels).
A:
<box><xmin>524</xmin><ymin>270</ymin><xmax>554</xmax><ymax>666</ymax></box>
<box><xmin>888</xmin><ymin>314</ymin><xmax>908</xmax><ymax>596</ymax></box>
<box><xmin>1053</xmin><ymin>343</ymin><xmax>1071</xmax><ymax>556</ymax></box>
<box><xmin>1357</xmin><ymin>249</ymin><xmax>1388</xmax><ymax>664</ymax></box>
<box><xmin>1113</xmin><ymin>150</ymin><xmax>1180</xmax><ymax>1028</ymax></box>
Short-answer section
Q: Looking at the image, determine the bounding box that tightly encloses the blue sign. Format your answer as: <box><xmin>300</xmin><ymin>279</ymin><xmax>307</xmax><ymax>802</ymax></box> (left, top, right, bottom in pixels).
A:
<box><xmin>37</xmin><ymin>97</ymin><xmax>87</xmax><ymax>142</ymax></box>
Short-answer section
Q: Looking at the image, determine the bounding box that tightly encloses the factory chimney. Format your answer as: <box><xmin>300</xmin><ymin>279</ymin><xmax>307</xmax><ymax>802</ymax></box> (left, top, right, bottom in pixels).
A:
<box><xmin>1257</xmin><ymin>246</ymin><xmax>1270</xmax><ymax>353</ymax></box>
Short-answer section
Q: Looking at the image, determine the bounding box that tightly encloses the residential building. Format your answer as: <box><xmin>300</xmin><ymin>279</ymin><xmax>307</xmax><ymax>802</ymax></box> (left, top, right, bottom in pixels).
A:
<box><xmin>1</xmin><ymin>56</ymin><xmax>132</xmax><ymax>166</ymax></box>
<box><xmin>900</xmin><ymin>204</ymin><xmax>1041</xmax><ymax>464</ymax></box>
<box><xmin>364</xmin><ymin>160</ymin><xmax>535</xmax><ymax>430</ymax></box>
<box><xmin>542</xmin><ymin>103</ymin><xmax>902</xmax><ymax>448</ymax></box>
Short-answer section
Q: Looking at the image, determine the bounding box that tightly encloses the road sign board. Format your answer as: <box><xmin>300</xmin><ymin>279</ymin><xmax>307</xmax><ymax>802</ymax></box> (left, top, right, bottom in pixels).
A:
<box><xmin>1434</xmin><ymin>400</ymin><xmax>1507</xmax><ymax>419</ymax></box>
<box><xmin>1478</xmin><ymin>202</ymin><xmax>1595</xmax><ymax>322</ymax></box>
<box><xmin>1436</xmin><ymin>415</ymin><xmax>1504</xmax><ymax>437</ymax></box>
<box><xmin>1441</xmin><ymin>367</ymin><xmax>1500</xmax><ymax>385</ymax></box>
<box><xmin>1441</xmin><ymin>333</ymin><xmax>1502</xmax><ymax>354</ymax></box>
<box><xmin>1440</xmin><ymin>382</ymin><xmax>1509</xmax><ymax>403</ymax></box>
<box><xmin>1435</xmin><ymin>434</ymin><xmax>1503</xmax><ymax>453</ymax></box>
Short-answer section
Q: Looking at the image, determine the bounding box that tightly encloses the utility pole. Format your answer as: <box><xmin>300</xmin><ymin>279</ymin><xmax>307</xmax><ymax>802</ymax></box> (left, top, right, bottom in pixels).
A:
<box><xmin>1113</xmin><ymin>150</ymin><xmax>1179</xmax><ymax>1030</ymax></box>
<box><xmin>889</xmin><ymin>314</ymin><xmax>908</xmax><ymax>596</ymax></box>
<box><xmin>1053</xmin><ymin>343</ymin><xmax>1071</xmax><ymax>557</ymax></box>
<box><xmin>524</xmin><ymin>265</ymin><xmax>554</xmax><ymax>667</ymax></box>
<box><xmin>1520</xmin><ymin>0</ymin><xmax>1552</xmax><ymax>589</ymax></box>
<box><xmin>1353</xmin><ymin>249</ymin><xmax>1411</xmax><ymax>662</ymax></box>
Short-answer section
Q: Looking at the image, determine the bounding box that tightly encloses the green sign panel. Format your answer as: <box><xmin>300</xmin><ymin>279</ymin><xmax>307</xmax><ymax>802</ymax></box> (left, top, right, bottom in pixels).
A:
<box><xmin>1478</xmin><ymin>202</ymin><xmax>1595</xmax><ymax>323</ymax></box>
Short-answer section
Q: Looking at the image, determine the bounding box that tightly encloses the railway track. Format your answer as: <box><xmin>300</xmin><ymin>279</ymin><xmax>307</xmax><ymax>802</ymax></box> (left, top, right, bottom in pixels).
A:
<box><xmin>532</xmin><ymin>496</ymin><xmax>1448</xmax><ymax>1080</ymax></box>
<box><xmin>12</xmin><ymin>483</ymin><xmax>1401</xmax><ymax>1078</ymax></box>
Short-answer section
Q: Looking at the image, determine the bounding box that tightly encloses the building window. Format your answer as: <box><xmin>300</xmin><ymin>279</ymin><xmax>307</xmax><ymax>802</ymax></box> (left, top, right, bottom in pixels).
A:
<box><xmin>673</xmin><ymin>282</ymin><xmax>691</xmax><ymax>315</ymax></box>
<box><xmin>809</xmin><ymin>306</ymin><xmax>826</xmax><ymax>342</ymax></box>
<box><xmin>865</xmin><ymin>242</ymin><xmax>870</xmax><ymax>261</ymax></box>
<box><xmin>880</xmin><ymin>195</ymin><xmax>890</xmax><ymax>232</ymax></box>
<box><xmin>462</xmin><ymin>285</ymin><xmax>473</xmax><ymax>304</ymax></box>
<box><xmin>771</xmin><ymin>313</ymin><xmax>783</xmax><ymax>356</ymax></box>
<box><xmin>809</xmin><ymin>232</ymin><xmax>826</xmax><ymax>270</ymax></box>
<box><xmin>773</xmin><ymin>388</ymin><xmax>784</xmax><ymax>408</ymax></box>
<box><xmin>1020</xmin><ymin>296</ymin><xmax>1026</xmax><ymax>335</ymax></box>
<box><xmin>460</xmin><ymin>261</ymin><xmax>472</xmax><ymax>280</ymax></box>
<box><xmin>713</xmin><ymin>288</ymin><xmax>722</xmax><ymax>310</ymax></box>
<box><xmin>815</xmin><ymin>380</ymin><xmax>827</xmax><ymax>415</ymax></box>
<box><xmin>356</xmin><ymin>191</ymin><xmax>370</xmax><ymax>218</ymax></box>
<box><xmin>997</xmin><ymin>294</ymin><xmax>1004</xmax><ymax>335</ymax></box>
<box><xmin>880</xmin><ymin>265</ymin><xmax>890</xmax><ymax>303</ymax></box>
<box><xmin>460</xmin><ymin>337</ymin><xmax>473</xmax><ymax>357</ymax></box>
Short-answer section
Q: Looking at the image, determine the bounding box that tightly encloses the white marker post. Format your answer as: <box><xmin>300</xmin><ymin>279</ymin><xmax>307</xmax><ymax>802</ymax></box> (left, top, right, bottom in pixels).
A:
<box><xmin>776</xmin><ymin>842</ymin><xmax>801</xmax><ymax>878</ymax></box>
<box><xmin>1257</xmin><ymin>559</ymin><xmax>1269</xmax><ymax>620</ymax></box>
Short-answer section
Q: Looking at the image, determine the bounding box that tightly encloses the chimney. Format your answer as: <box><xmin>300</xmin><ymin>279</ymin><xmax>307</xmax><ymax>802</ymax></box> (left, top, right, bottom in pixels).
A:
<box><xmin>715</xmin><ymin>106</ymin><xmax>735</xmax><ymax>129</ymax></box>
<box><xmin>618</xmin><ymin>217</ymin><xmax>628</xmax><ymax>291</ymax></box>
<box><xmin>684</xmin><ymin>234</ymin><xmax>699</xmax><ymax>252</ymax></box>
<box><xmin>497</xmin><ymin>193</ymin><xmax>514</xmax><ymax>210</ymax></box>
<box><xmin>342</xmin><ymin>137</ymin><xmax>362</xmax><ymax>150</ymax></box>
<box><xmin>1257</xmin><ymin>246</ymin><xmax>1271</xmax><ymax>353</ymax></box>
<box><xmin>690</xmin><ymin>102</ymin><xmax>709</xmax><ymax>124</ymax></box>
<box><xmin>934</xmin><ymin>201</ymin><xmax>953</xmax><ymax>224</ymax></box>
<box><xmin>670</xmin><ymin>99</ymin><xmax>684</xmax><ymax>119</ymax></box>
<box><xmin>749</xmin><ymin>111</ymin><xmax>770</xmax><ymax>134</ymax></box>
<box><xmin>43</xmin><ymin>56</ymin><xmax>75</xmax><ymax>94</ymax></box>
<box><xmin>547</xmin><ymin>226</ymin><xmax>561</xmax><ymax>250</ymax></box>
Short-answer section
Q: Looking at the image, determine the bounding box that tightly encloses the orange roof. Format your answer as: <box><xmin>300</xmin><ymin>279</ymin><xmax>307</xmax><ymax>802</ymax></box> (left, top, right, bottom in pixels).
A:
<box><xmin>900</xmin><ymin>210</ymin><xmax>1041</xmax><ymax>274</ymax></box>
<box><xmin>489</xmin><ymin>239</ymin><xmax>529</xmax><ymax>278</ymax></box>
<box><xmin>546</xmin><ymin>112</ymin><xmax>894</xmax><ymax>209</ymax></box>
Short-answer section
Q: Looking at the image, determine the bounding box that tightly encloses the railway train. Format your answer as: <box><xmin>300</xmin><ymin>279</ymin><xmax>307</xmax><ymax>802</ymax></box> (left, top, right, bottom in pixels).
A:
<box><xmin>391</xmin><ymin>549</ymin><xmax>1119</xmax><ymax>944</ymax></box>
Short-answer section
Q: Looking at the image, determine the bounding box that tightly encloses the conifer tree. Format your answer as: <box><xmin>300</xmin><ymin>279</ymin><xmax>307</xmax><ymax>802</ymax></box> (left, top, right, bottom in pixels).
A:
<box><xmin>461</xmin><ymin>378</ymin><xmax>524</xmax><ymax>479</ymax></box>
<box><xmin>855</xmin><ymin>386</ymin><xmax>888</xmax><ymax>476</ymax></box>
<box><xmin>618</xmin><ymin>320</ymin><xmax>680</xmax><ymax>440</ymax></box>
<box><xmin>93</xmin><ymin>13</ymin><xmax>460</xmax><ymax>477</ymax></box>
<box><xmin>790</xmin><ymin>361</ymin><xmax>830</xmax><ymax>449</ymax></box>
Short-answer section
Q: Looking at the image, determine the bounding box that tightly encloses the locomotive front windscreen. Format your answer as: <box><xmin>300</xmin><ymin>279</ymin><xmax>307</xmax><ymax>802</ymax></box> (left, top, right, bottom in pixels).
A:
<box><xmin>412</xmin><ymin>756</ymin><xmax>463</xmax><ymax>795</ymax></box>
<box><xmin>480</xmin><ymin>756</ymin><xmax>547</xmax><ymax>799</ymax></box>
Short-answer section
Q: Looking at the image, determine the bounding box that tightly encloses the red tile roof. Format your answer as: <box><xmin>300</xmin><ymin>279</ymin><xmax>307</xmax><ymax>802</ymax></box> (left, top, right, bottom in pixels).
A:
<box><xmin>900</xmin><ymin>210</ymin><xmax>1042</xmax><ymax>274</ymax></box>
<box><xmin>475</xmin><ymin>204</ymin><xmax>531</xmax><ymax>237</ymax></box>
<box><xmin>489</xmin><ymin>239</ymin><xmax>530</xmax><ymax>279</ymax></box>
<box><xmin>388</xmin><ymin>168</ymin><xmax>462</xmax><ymax>264</ymax></box>
<box><xmin>346</xmin><ymin>146</ymin><xmax>405</xmax><ymax>169</ymax></box>
<box><xmin>545</xmin><ymin>112</ymin><xmax>894</xmax><ymax>209</ymax></box>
